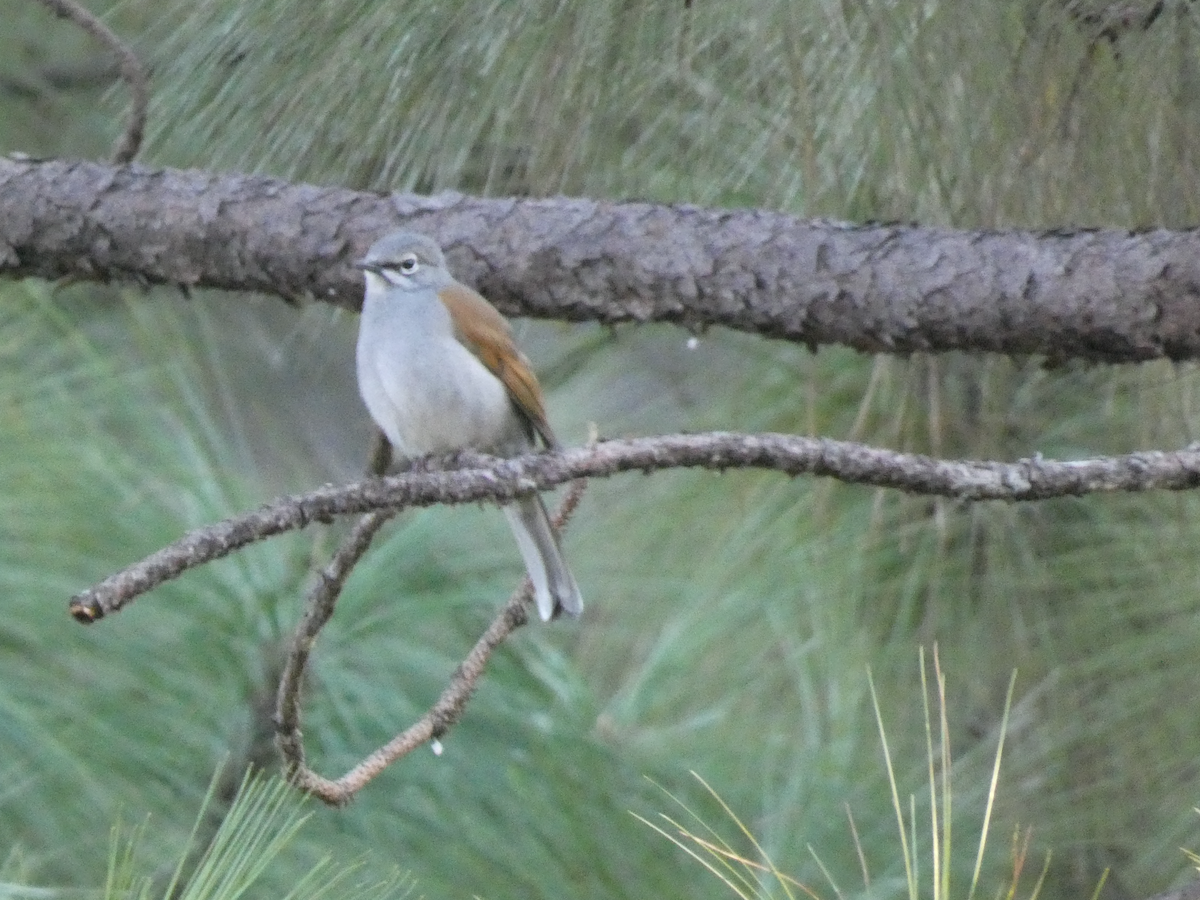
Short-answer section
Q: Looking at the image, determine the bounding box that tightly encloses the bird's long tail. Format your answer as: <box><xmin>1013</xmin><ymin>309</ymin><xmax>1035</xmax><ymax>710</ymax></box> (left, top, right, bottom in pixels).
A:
<box><xmin>503</xmin><ymin>495</ymin><xmax>582</xmax><ymax>621</ymax></box>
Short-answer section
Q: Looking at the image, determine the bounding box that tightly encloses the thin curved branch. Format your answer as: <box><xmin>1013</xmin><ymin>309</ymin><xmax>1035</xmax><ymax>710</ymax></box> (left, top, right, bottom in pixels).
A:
<box><xmin>68</xmin><ymin>431</ymin><xmax>1200</xmax><ymax>623</ymax></box>
<box><xmin>287</xmin><ymin>586</ymin><xmax>530</xmax><ymax>805</ymax></box>
<box><xmin>32</xmin><ymin>0</ymin><xmax>148</xmax><ymax>162</ymax></box>
<box><xmin>275</xmin><ymin>431</ymin><xmax>394</xmax><ymax>793</ymax></box>
<box><xmin>280</xmin><ymin>482</ymin><xmax>587</xmax><ymax>805</ymax></box>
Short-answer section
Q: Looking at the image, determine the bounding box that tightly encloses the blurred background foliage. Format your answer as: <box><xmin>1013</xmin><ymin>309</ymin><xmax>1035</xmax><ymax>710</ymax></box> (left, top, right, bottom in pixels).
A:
<box><xmin>2</xmin><ymin>0</ymin><xmax>1200</xmax><ymax>897</ymax></box>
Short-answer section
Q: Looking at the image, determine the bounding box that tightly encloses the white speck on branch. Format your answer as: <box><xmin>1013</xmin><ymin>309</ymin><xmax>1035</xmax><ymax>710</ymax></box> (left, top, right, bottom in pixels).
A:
<box><xmin>62</xmin><ymin>429</ymin><xmax>1200</xmax><ymax>804</ymax></box>
<box><xmin>273</xmin><ymin>477</ymin><xmax>586</xmax><ymax>805</ymax></box>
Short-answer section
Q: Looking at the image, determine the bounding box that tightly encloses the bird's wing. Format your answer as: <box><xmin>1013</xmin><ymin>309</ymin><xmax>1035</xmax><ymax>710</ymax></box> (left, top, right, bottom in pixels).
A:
<box><xmin>437</xmin><ymin>281</ymin><xmax>559</xmax><ymax>449</ymax></box>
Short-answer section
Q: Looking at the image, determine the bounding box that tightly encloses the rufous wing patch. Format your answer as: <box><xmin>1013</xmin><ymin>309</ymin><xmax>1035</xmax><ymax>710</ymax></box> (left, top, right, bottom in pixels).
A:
<box><xmin>438</xmin><ymin>281</ymin><xmax>558</xmax><ymax>448</ymax></box>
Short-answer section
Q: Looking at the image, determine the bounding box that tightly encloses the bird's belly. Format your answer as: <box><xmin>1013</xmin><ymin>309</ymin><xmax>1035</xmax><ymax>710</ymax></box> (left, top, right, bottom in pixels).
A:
<box><xmin>357</xmin><ymin>337</ymin><xmax>521</xmax><ymax>458</ymax></box>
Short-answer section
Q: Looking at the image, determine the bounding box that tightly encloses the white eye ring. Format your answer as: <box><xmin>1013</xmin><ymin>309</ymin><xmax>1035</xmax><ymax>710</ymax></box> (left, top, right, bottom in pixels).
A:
<box><xmin>398</xmin><ymin>254</ymin><xmax>419</xmax><ymax>273</ymax></box>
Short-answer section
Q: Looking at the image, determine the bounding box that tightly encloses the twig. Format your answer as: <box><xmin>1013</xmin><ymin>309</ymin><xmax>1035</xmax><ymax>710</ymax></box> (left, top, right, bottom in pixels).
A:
<box><xmin>288</xmin><ymin>584</ymin><xmax>530</xmax><ymax>805</ymax></box>
<box><xmin>273</xmin><ymin>510</ymin><xmax>395</xmax><ymax>780</ymax></box>
<box><xmin>33</xmin><ymin>0</ymin><xmax>148</xmax><ymax>162</ymax></box>
<box><xmin>275</xmin><ymin>431</ymin><xmax>393</xmax><ymax>787</ymax></box>
<box><xmin>68</xmin><ymin>432</ymin><xmax>1200</xmax><ymax>624</ymax></box>
<box><xmin>280</xmin><ymin>479</ymin><xmax>586</xmax><ymax>805</ymax></box>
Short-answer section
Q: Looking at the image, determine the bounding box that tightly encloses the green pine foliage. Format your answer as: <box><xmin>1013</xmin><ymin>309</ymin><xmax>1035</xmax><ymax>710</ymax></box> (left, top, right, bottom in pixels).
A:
<box><xmin>2</xmin><ymin>0</ymin><xmax>1200</xmax><ymax>897</ymax></box>
<box><xmin>100</xmin><ymin>770</ymin><xmax>413</xmax><ymax>900</ymax></box>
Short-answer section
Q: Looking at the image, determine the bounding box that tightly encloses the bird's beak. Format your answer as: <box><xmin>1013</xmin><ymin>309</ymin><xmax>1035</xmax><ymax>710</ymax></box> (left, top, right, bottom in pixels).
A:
<box><xmin>353</xmin><ymin>258</ymin><xmax>375</xmax><ymax>272</ymax></box>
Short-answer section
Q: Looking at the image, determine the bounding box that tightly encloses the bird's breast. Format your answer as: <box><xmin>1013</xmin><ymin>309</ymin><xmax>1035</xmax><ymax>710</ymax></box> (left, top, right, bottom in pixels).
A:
<box><xmin>356</xmin><ymin>325</ymin><xmax>523</xmax><ymax>458</ymax></box>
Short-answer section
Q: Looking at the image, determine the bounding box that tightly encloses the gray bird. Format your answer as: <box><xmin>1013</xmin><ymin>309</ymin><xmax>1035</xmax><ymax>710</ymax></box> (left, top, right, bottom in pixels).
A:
<box><xmin>354</xmin><ymin>230</ymin><xmax>582</xmax><ymax>621</ymax></box>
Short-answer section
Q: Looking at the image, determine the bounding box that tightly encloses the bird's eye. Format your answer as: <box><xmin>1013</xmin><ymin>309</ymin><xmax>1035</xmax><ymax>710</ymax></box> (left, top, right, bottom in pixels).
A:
<box><xmin>398</xmin><ymin>253</ymin><xmax>419</xmax><ymax>273</ymax></box>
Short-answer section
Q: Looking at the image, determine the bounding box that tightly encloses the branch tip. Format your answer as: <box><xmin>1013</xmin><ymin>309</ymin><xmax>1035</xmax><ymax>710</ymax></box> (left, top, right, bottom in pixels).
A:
<box><xmin>69</xmin><ymin>598</ymin><xmax>102</xmax><ymax>623</ymax></box>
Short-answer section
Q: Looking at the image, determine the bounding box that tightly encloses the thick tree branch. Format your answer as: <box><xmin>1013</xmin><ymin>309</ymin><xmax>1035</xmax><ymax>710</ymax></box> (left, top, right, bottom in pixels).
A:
<box><xmin>5</xmin><ymin>157</ymin><xmax>1200</xmax><ymax>363</ymax></box>
<box><xmin>69</xmin><ymin>431</ymin><xmax>1200</xmax><ymax>623</ymax></box>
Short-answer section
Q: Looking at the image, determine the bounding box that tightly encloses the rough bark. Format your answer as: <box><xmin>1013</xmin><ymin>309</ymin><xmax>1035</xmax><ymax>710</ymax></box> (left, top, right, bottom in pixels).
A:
<box><xmin>68</xmin><ymin>433</ymin><xmax>1200</xmax><ymax>622</ymax></box>
<box><xmin>5</xmin><ymin>156</ymin><xmax>1200</xmax><ymax>362</ymax></box>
